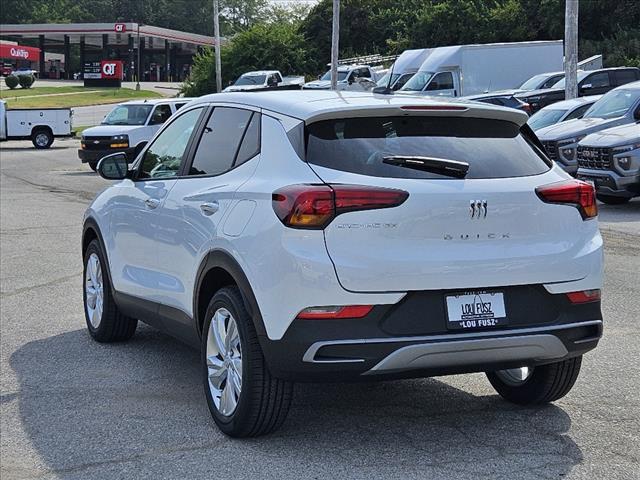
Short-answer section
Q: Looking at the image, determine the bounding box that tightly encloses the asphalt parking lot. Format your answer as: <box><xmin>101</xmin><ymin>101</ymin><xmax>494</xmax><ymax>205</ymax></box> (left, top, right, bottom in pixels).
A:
<box><xmin>1</xmin><ymin>138</ymin><xmax>639</xmax><ymax>480</ymax></box>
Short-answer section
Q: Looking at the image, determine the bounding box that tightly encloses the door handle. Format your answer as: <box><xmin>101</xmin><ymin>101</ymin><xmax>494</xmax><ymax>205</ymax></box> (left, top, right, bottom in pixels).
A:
<box><xmin>145</xmin><ymin>198</ymin><xmax>160</xmax><ymax>209</ymax></box>
<box><xmin>200</xmin><ymin>202</ymin><xmax>219</xmax><ymax>216</ymax></box>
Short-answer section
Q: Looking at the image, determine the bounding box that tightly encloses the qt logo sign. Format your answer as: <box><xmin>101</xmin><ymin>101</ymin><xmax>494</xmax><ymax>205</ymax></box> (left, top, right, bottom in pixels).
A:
<box><xmin>114</xmin><ymin>23</ymin><xmax>126</xmax><ymax>33</ymax></box>
<box><xmin>100</xmin><ymin>60</ymin><xmax>123</xmax><ymax>79</ymax></box>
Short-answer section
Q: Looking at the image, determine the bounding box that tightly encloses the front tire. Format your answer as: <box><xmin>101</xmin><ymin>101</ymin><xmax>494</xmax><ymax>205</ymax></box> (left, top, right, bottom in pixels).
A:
<box><xmin>88</xmin><ymin>161</ymin><xmax>98</xmax><ymax>172</ymax></box>
<box><xmin>83</xmin><ymin>239</ymin><xmax>137</xmax><ymax>342</ymax></box>
<box><xmin>202</xmin><ymin>286</ymin><xmax>292</xmax><ymax>437</ymax></box>
<box><xmin>31</xmin><ymin>128</ymin><xmax>53</xmax><ymax>149</ymax></box>
<box><xmin>486</xmin><ymin>356</ymin><xmax>582</xmax><ymax>405</ymax></box>
<box><xmin>597</xmin><ymin>194</ymin><xmax>630</xmax><ymax>205</ymax></box>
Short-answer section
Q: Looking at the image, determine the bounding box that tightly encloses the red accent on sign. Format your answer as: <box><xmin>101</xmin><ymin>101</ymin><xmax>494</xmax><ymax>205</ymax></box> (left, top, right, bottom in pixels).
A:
<box><xmin>114</xmin><ymin>23</ymin><xmax>127</xmax><ymax>33</ymax></box>
<box><xmin>100</xmin><ymin>60</ymin><xmax>123</xmax><ymax>80</ymax></box>
<box><xmin>0</xmin><ymin>43</ymin><xmax>41</xmax><ymax>60</ymax></box>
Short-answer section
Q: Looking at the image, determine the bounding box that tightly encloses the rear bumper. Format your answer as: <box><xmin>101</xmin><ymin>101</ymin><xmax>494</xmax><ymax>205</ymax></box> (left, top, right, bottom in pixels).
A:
<box><xmin>260</xmin><ymin>286</ymin><xmax>602</xmax><ymax>382</ymax></box>
<box><xmin>78</xmin><ymin>147</ymin><xmax>136</xmax><ymax>164</ymax></box>
<box><xmin>577</xmin><ymin>168</ymin><xmax>640</xmax><ymax>198</ymax></box>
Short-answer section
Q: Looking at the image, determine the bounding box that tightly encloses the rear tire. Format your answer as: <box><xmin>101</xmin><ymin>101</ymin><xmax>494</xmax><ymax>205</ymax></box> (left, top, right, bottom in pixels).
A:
<box><xmin>597</xmin><ymin>194</ymin><xmax>630</xmax><ymax>205</ymax></box>
<box><xmin>202</xmin><ymin>286</ymin><xmax>293</xmax><ymax>437</ymax></box>
<box><xmin>31</xmin><ymin>128</ymin><xmax>53</xmax><ymax>149</ymax></box>
<box><xmin>486</xmin><ymin>356</ymin><xmax>582</xmax><ymax>405</ymax></box>
<box><xmin>83</xmin><ymin>239</ymin><xmax>137</xmax><ymax>342</ymax></box>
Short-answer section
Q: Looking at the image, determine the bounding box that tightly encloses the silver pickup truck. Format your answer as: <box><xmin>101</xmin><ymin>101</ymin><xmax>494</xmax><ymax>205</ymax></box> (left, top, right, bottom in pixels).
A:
<box><xmin>223</xmin><ymin>70</ymin><xmax>304</xmax><ymax>92</ymax></box>
<box><xmin>576</xmin><ymin>122</ymin><xmax>640</xmax><ymax>204</ymax></box>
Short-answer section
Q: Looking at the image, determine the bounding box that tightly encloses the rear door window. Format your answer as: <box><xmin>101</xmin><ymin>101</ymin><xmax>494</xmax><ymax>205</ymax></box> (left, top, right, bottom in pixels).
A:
<box><xmin>306</xmin><ymin>116</ymin><xmax>550</xmax><ymax>179</ymax></box>
<box><xmin>614</xmin><ymin>69</ymin><xmax>639</xmax><ymax>86</ymax></box>
<box><xmin>188</xmin><ymin>107</ymin><xmax>253</xmax><ymax>176</ymax></box>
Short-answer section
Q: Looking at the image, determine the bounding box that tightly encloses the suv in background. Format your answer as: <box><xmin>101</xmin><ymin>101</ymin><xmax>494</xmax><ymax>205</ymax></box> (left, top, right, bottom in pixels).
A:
<box><xmin>83</xmin><ymin>91</ymin><xmax>603</xmax><ymax>437</ymax></box>
<box><xmin>528</xmin><ymin>96</ymin><xmax>601</xmax><ymax>131</ymax></box>
<box><xmin>516</xmin><ymin>67</ymin><xmax>640</xmax><ymax>113</ymax></box>
<box><xmin>576</xmin><ymin>122</ymin><xmax>640</xmax><ymax>204</ymax></box>
<box><xmin>303</xmin><ymin>65</ymin><xmax>377</xmax><ymax>91</ymax></box>
<box><xmin>537</xmin><ymin>81</ymin><xmax>640</xmax><ymax>175</ymax></box>
<box><xmin>464</xmin><ymin>92</ymin><xmax>532</xmax><ymax>115</ymax></box>
<box><xmin>78</xmin><ymin>98</ymin><xmax>192</xmax><ymax>171</ymax></box>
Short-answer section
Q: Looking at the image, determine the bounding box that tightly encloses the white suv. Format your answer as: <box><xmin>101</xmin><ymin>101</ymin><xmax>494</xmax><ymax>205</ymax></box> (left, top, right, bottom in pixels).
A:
<box><xmin>82</xmin><ymin>91</ymin><xmax>604</xmax><ymax>437</ymax></box>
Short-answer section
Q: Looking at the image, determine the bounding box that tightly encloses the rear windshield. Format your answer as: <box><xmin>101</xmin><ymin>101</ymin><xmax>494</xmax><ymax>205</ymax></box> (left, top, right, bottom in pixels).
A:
<box><xmin>305</xmin><ymin>116</ymin><xmax>550</xmax><ymax>179</ymax></box>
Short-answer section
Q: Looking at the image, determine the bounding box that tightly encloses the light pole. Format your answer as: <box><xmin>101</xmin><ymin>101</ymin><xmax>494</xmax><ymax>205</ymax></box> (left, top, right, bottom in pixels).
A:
<box><xmin>213</xmin><ymin>0</ymin><xmax>222</xmax><ymax>93</ymax></box>
<box><xmin>136</xmin><ymin>22</ymin><xmax>141</xmax><ymax>90</ymax></box>
<box><xmin>564</xmin><ymin>0</ymin><xmax>579</xmax><ymax>99</ymax></box>
<box><xmin>330</xmin><ymin>0</ymin><xmax>340</xmax><ymax>90</ymax></box>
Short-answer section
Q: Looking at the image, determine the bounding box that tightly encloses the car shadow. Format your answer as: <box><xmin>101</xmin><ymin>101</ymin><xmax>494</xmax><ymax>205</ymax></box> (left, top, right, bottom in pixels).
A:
<box><xmin>9</xmin><ymin>326</ymin><xmax>582</xmax><ymax>478</ymax></box>
<box><xmin>0</xmin><ymin>145</ymin><xmax>69</xmax><ymax>152</ymax></box>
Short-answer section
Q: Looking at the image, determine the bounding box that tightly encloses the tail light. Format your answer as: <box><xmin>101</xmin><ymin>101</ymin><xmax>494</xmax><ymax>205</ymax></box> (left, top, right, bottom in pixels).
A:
<box><xmin>566</xmin><ymin>289</ymin><xmax>601</xmax><ymax>304</ymax></box>
<box><xmin>272</xmin><ymin>184</ymin><xmax>409</xmax><ymax>229</ymax></box>
<box><xmin>297</xmin><ymin>305</ymin><xmax>374</xmax><ymax>319</ymax></box>
<box><xmin>535</xmin><ymin>180</ymin><xmax>597</xmax><ymax>220</ymax></box>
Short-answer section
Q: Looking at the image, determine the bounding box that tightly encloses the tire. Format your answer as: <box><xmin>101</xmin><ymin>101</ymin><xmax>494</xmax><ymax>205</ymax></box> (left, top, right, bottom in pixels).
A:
<box><xmin>88</xmin><ymin>161</ymin><xmax>98</xmax><ymax>172</ymax></box>
<box><xmin>596</xmin><ymin>194</ymin><xmax>630</xmax><ymax>205</ymax></box>
<box><xmin>83</xmin><ymin>239</ymin><xmax>137</xmax><ymax>342</ymax></box>
<box><xmin>31</xmin><ymin>128</ymin><xmax>54</xmax><ymax>149</ymax></box>
<box><xmin>486</xmin><ymin>356</ymin><xmax>582</xmax><ymax>405</ymax></box>
<box><xmin>202</xmin><ymin>286</ymin><xmax>293</xmax><ymax>437</ymax></box>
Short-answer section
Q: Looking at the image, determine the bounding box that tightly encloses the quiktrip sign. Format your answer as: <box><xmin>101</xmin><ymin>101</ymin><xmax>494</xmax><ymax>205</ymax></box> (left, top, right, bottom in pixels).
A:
<box><xmin>0</xmin><ymin>43</ymin><xmax>41</xmax><ymax>61</ymax></box>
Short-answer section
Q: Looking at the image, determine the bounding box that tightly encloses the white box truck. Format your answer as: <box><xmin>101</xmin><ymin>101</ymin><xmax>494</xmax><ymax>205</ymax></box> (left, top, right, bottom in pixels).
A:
<box><xmin>0</xmin><ymin>100</ymin><xmax>72</xmax><ymax>148</ymax></box>
<box><xmin>397</xmin><ymin>40</ymin><xmax>564</xmax><ymax>97</ymax></box>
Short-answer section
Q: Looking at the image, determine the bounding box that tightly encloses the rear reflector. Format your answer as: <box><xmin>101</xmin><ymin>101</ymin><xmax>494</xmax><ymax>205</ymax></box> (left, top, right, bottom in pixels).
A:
<box><xmin>566</xmin><ymin>289</ymin><xmax>601</xmax><ymax>304</ymax></box>
<box><xmin>297</xmin><ymin>305</ymin><xmax>374</xmax><ymax>319</ymax></box>
<box><xmin>535</xmin><ymin>180</ymin><xmax>597</xmax><ymax>220</ymax></box>
<box><xmin>272</xmin><ymin>184</ymin><xmax>408</xmax><ymax>229</ymax></box>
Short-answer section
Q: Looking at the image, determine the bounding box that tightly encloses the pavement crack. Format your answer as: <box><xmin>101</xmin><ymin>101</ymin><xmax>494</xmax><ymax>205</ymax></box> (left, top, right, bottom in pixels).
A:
<box><xmin>1</xmin><ymin>271</ymin><xmax>81</xmax><ymax>298</ymax></box>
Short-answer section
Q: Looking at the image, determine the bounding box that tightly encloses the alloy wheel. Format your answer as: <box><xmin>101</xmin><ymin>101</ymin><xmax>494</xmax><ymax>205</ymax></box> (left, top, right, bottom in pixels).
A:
<box><xmin>206</xmin><ymin>307</ymin><xmax>243</xmax><ymax>416</ymax></box>
<box><xmin>85</xmin><ymin>253</ymin><xmax>104</xmax><ymax>328</ymax></box>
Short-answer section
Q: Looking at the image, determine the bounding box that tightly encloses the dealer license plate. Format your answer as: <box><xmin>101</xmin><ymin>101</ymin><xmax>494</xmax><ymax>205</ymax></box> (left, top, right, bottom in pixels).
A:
<box><xmin>445</xmin><ymin>291</ymin><xmax>507</xmax><ymax>330</ymax></box>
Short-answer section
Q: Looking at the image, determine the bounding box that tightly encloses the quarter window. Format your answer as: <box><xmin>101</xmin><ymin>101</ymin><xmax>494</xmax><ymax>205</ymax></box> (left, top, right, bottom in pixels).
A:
<box><xmin>138</xmin><ymin>107</ymin><xmax>203</xmax><ymax>179</ymax></box>
<box><xmin>188</xmin><ymin>107</ymin><xmax>253</xmax><ymax>176</ymax></box>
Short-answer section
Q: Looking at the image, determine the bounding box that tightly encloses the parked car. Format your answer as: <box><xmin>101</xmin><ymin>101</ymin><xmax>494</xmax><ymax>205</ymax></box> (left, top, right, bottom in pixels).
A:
<box><xmin>78</xmin><ymin>98</ymin><xmax>193</xmax><ymax>171</ymax></box>
<box><xmin>303</xmin><ymin>65</ymin><xmax>378</xmax><ymax>91</ymax></box>
<box><xmin>223</xmin><ymin>70</ymin><xmax>304</xmax><ymax>92</ymax></box>
<box><xmin>518</xmin><ymin>71</ymin><xmax>566</xmax><ymax>92</ymax></box>
<box><xmin>10</xmin><ymin>68</ymin><xmax>38</xmax><ymax>78</ymax></box>
<box><xmin>537</xmin><ymin>81</ymin><xmax>640</xmax><ymax>175</ymax></box>
<box><xmin>464</xmin><ymin>92</ymin><xmax>532</xmax><ymax>115</ymax></box>
<box><xmin>576</xmin><ymin>122</ymin><xmax>640</xmax><ymax>204</ymax></box>
<box><xmin>0</xmin><ymin>99</ymin><xmax>72</xmax><ymax>148</ymax></box>
<box><xmin>516</xmin><ymin>67</ymin><xmax>640</xmax><ymax>113</ymax></box>
<box><xmin>83</xmin><ymin>90</ymin><xmax>603</xmax><ymax>437</ymax></box>
<box><xmin>397</xmin><ymin>40</ymin><xmax>563</xmax><ymax>97</ymax></box>
<box><xmin>528</xmin><ymin>96</ymin><xmax>601</xmax><ymax>131</ymax></box>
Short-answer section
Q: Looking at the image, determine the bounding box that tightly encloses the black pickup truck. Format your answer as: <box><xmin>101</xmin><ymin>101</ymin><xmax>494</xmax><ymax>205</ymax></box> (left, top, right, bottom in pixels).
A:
<box><xmin>516</xmin><ymin>67</ymin><xmax>640</xmax><ymax>113</ymax></box>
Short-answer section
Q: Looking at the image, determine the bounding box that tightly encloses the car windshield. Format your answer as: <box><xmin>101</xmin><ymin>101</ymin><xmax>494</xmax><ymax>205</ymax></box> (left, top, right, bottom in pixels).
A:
<box><xmin>527</xmin><ymin>108</ymin><xmax>568</xmax><ymax>131</ymax></box>
<box><xmin>400</xmin><ymin>71</ymin><xmax>434</xmax><ymax>92</ymax></box>
<box><xmin>235</xmin><ymin>74</ymin><xmax>266</xmax><ymax>86</ymax></box>
<box><xmin>102</xmin><ymin>105</ymin><xmax>153</xmax><ymax>125</ymax></box>
<box><xmin>519</xmin><ymin>74</ymin><xmax>548</xmax><ymax>90</ymax></box>
<box><xmin>583</xmin><ymin>89</ymin><xmax>640</xmax><ymax>119</ymax></box>
<box><xmin>320</xmin><ymin>70</ymin><xmax>348</xmax><ymax>81</ymax></box>
<box><xmin>552</xmin><ymin>72</ymin><xmax>590</xmax><ymax>89</ymax></box>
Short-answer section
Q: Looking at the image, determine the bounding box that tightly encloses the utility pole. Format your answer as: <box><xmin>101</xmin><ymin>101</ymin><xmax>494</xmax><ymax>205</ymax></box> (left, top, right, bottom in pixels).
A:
<box><xmin>213</xmin><ymin>0</ymin><xmax>222</xmax><ymax>93</ymax></box>
<box><xmin>136</xmin><ymin>22</ymin><xmax>141</xmax><ymax>90</ymax></box>
<box><xmin>564</xmin><ymin>0</ymin><xmax>579</xmax><ymax>99</ymax></box>
<box><xmin>330</xmin><ymin>0</ymin><xmax>340</xmax><ymax>90</ymax></box>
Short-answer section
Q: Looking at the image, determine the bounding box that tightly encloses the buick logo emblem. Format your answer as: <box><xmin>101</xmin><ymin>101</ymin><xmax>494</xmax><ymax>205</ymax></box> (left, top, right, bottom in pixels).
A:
<box><xmin>470</xmin><ymin>200</ymin><xmax>487</xmax><ymax>219</ymax></box>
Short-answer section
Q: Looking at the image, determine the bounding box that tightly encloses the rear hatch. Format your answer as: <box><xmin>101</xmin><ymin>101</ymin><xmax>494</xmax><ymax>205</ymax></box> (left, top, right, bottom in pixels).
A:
<box><xmin>305</xmin><ymin>114</ymin><xmax>598</xmax><ymax>293</ymax></box>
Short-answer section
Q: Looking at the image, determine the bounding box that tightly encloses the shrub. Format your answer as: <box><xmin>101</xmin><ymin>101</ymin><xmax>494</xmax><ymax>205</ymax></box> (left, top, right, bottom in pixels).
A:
<box><xmin>5</xmin><ymin>74</ymin><xmax>19</xmax><ymax>89</ymax></box>
<box><xmin>18</xmin><ymin>74</ymin><xmax>35</xmax><ymax>89</ymax></box>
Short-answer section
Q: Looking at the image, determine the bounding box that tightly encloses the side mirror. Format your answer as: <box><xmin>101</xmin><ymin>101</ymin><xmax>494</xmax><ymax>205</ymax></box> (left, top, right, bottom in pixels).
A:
<box><xmin>581</xmin><ymin>83</ymin><xmax>593</xmax><ymax>90</ymax></box>
<box><xmin>97</xmin><ymin>152</ymin><xmax>129</xmax><ymax>180</ymax></box>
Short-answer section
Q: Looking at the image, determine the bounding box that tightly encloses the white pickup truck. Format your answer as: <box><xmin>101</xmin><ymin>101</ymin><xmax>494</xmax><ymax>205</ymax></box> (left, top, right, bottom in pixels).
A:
<box><xmin>0</xmin><ymin>99</ymin><xmax>72</xmax><ymax>148</ymax></box>
<box><xmin>223</xmin><ymin>70</ymin><xmax>305</xmax><ymax>92</ymax></box>
<box><xmin>303</xmin><ymin>64</ymin><xmax>380</xmax><ymax>91</ymax></box>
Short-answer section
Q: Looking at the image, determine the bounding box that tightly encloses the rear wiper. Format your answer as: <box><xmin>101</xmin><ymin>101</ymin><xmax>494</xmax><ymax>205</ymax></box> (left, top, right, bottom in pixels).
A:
<box><xmin>383</xmin><ymin>155</ymin><xmax>469</xmax><ymax>178</ymax></box>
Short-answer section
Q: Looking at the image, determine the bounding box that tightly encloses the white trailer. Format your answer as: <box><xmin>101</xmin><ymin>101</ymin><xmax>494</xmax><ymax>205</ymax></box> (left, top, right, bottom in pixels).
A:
<box><xmin>0</xmin><ymin>100</ymin><xmax>73</xmax><ymax>148</ymax></box>
<box><xmin>398</xmin><ymin>40</ymin><xmax>564</xmax><ymax>97</ymax></box>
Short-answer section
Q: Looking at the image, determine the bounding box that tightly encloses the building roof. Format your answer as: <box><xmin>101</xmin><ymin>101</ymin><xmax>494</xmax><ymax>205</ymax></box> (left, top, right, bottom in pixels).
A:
<box><xmin>0</xmin><ymin>23</ymin><xmax>218</xmax><ymax>47</ymax></box>
<box><xmin>190</xmin><ymin>90</ymin><xmax>529</xmax><ymax>125</ymax></box>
